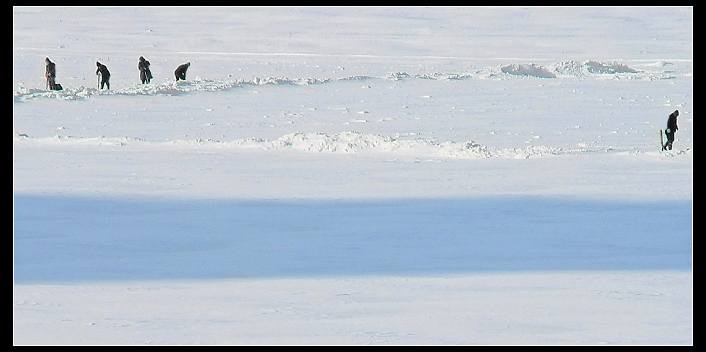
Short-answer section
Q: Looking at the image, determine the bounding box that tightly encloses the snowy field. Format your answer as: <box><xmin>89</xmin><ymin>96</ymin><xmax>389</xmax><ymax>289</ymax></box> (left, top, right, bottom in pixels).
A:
<box><xmin>13</xmin><ymin>7</ymin><xmax>692</xmax><ymax>345</ymax></box>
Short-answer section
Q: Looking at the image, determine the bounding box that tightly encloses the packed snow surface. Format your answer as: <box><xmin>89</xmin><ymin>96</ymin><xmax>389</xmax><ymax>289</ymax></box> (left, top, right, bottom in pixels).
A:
<box><xmin>14</xmin><ymin>6</ymin><xmax>692</xmax><ymax>345</ymax></box>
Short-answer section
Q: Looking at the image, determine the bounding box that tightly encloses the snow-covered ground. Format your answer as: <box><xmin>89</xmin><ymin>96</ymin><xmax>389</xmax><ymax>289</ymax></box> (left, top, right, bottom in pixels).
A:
<box><xmin>14</xmin><ymin>6</ymin><xmax>692</xmax><ymax>345</ymax></box>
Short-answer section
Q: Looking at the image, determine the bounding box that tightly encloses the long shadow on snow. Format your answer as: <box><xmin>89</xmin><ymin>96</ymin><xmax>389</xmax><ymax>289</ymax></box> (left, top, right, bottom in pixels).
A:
<box><xmin>13</xmin><ymin>195</ymin><xmax>692</xmax><ymax>283</ymax></box>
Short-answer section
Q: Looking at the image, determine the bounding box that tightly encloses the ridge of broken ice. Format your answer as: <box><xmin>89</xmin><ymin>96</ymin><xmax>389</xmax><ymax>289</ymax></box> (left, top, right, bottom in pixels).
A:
<box><xmin>13</xmin><ymin>60</ymin><xmax>684</xmax><ymax>102</ymax></box>
<box><xmin>14</xmin><ymin>130</ymin><xmax>690</xmax><ymax>159</ymax></box>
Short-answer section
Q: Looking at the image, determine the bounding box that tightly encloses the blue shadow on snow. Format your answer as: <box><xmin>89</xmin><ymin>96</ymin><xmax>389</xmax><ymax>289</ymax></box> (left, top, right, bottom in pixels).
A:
<box><xmin>13</xmin><ymin>195</ymin><xmax>692</xmax><ymax>283</ymax></box>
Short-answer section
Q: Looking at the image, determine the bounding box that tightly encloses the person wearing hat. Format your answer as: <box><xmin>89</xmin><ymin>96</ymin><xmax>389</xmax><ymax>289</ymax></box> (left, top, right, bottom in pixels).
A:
<box><xmin>96</xmin><ymin>61</ymin><xmax>111</xmax><ymax>90</ymax></box>
<box><xmin>175</xmin><ymin>62</ymin><xmax>190</xmax><ymax>81</ymax></box>
<box><xmin>138</xmin><ymin>56</ymin><xmax>153</xmax><ymax>84</ymax></box>
<box><xmin>664</xmin><ymin>110</ymin><xmax>679</xmax><ymax>150</ymax></box>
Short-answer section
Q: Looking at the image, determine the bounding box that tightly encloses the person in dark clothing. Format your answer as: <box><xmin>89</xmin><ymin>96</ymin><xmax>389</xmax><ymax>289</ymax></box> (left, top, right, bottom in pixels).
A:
<box><xmin>96</xmin><ymin>61</ymin><xmax>111</xmax><ymax>90</ymax></box>
<box><xmin>175</xmin><ymin>62</ymin><xmax>190</xmax><ymax>81</ymax></box>
<box><xmin>664</xmin><ymin>110</ymin><xmax>679</xmax><ymax>150</ymax></box>
<box><xmin>138</xmin><ymin>56</ymin><xmax>153</xmax><ymax>84</ymax></box>
<box><xmin>45</xmin><ymin>57</ymin><xmax>57</xmax><ymax>90</ymax></box>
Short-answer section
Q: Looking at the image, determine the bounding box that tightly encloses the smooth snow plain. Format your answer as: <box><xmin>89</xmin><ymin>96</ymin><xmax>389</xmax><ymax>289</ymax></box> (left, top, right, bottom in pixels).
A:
<box><xmin>13</xmin><ymin>7</ymin><xmax>692</xmax><ymax>345</ymax></box>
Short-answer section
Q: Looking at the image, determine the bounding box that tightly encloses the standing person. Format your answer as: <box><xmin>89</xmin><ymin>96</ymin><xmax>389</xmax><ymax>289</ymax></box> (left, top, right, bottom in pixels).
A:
<box><xmin>664</xmin><ymin>110</ymin><xmax>679</xmax><ymax>150</ymax></box>
<box><xmin>174</xmin><ymin>62</ymin><xmax>190</xmax><ymax>81</ymax></box>
<box><xmin>45</xmin><ymin>57</ymin><xmax>56</xmax><ymax>90</ymax></box>
<box><xmin>96</xmin><ymin>61</ymin><xmax>111</xmax><ymax>90</ymax></box>
<box><xmin>138</xmin><ymin>56</ymin><xmax>152</xmax><ymax>84</ymax></box>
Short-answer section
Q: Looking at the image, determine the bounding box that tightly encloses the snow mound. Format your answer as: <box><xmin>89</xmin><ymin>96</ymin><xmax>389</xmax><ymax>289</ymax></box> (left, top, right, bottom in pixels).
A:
<box><xmin>585</xmin><ymin>60</ymin><xmax>639</xmax><ymax>74</ymax></box>
<box><xmin>500</xmin><ymin>61</ymin><xmax>642</xmax><ymax>79</ymax></box>
<box><xmin>173</xmin><ymin>131</ymin><xmax>565</xmax><ymax>158</ymax></box>
<box><xmin>554</xmin><ymin>60</ymin><xmax>640</xmax><ymax>77</ymax></box>
<box><xmin>268</xmin><ymin>131</ymin><xmax>396</xmax><ymax>153</ymax></box>
<box><xmin>501</xmin><ymin>63</ymin><xmax>557</xmax><ymax>78</ymax></box>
